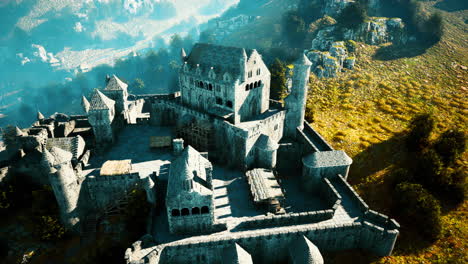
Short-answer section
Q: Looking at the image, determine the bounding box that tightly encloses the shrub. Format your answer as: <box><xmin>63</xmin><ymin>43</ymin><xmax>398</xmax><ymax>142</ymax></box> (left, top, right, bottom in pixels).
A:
<box><xmin>434</xmin><ymin>129</ymin><xmax>466</xmax><ymax>165</ymax></box>
<box><xmin>335</xmin><ymin>3</ymin><xmax>368</xmax><ymax>29</ymax></box>
<box><xmin>437</xmin><ymin>169</ymin><xmax>467</xmax><ymax>204</ymax></box>
<box><xmin>394</xmin><ymin>182</ymin><xmax>442</xmax><ymax>241</ymax></box>
<box><xmin>414</xmin><ymin>149</ymin><xmax>443</xmax><ymax>189</ymax></box>
<box><xmin>405</xmin><ymin>113</ymin><xmax>435</xmax><ymax>151</ymax></box>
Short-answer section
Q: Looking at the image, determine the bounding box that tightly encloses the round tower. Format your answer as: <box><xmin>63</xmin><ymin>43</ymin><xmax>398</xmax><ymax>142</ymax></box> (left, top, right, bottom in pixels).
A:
<box><xmin>284</xmin><ymin>54</ymin><xmax>312</xmax><ymax>139</ymax></box>
<box><xmin>43</xmin><ymin>147</ymin><xmax>81</xmax><ymax>227</ymax></box>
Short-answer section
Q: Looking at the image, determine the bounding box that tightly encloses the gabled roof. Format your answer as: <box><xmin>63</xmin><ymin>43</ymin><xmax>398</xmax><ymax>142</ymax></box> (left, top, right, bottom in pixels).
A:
<box><xmin>89</xmin><ymin>89</ymin><xmax>115</xmax><ymax>110</ymax></box>
<box><xmin>185</xmin><ymin>43</ymin><xmax>253</xmax><ymax>78</ymax></box>
<box><xmin>167</xmin><ymin>146</ymin><xmax>212</xmax><ymax>198</ymax></box>
<box><xmin>104</xmin><ymin>75</ymin><xmax>128</xmax><ymax>91</ymax></box>
<box><xmin>222</xmin><ymin>243</ymin><xmax>253</xmax><ymax>264</ymax></box>
<box><xmin>289</xmin><ymin>236</ymin><xmax>324</xmax><ymax>264</ymax></box>
<box><xmin>302</xmin><ymin>150</ymin><xmax>352</xmax><ymax>168</ymax></box>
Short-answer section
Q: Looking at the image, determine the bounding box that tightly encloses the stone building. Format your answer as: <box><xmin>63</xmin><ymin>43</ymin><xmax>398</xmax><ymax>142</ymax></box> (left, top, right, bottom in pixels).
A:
<box><xmin>166</xmin><ymin>146</ymin><xmax>214</xmax><ymax>234</ymax></box>
<box><xmin>0</xmin><ymin>43</ymin><xmax>401</xmax><ymax>264</ymax></box>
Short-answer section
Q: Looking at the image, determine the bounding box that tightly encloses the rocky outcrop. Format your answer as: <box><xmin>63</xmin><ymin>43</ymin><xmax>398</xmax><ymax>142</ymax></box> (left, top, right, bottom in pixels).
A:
<box><xmin>307</xmin><ymin>42</ymin><xmax>354</xmax><ymax>78</ymax></box>
<box><xmin>344</xmin><ymin>17</ymin><xmax>407</xmax><ymax>45</ymax></box>
<box><xmin>324</xmin><ymin>0</ymin><xmax>354</xmax><ymax>16</ymax></box>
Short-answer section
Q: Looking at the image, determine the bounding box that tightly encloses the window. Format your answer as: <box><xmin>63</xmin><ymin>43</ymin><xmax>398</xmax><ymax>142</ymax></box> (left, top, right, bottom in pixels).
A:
<box><xmin>274</xmin><ymin>124</ymin><xmax>279</xmax><ymax>130</ymax></box>
<box><xmin>258</xmin><ymin>80</ymin><xmax>262</xmax><ymax>87</ymax></box>
<box><xmin>192</xmin><ymin>207</ymin><xmax>200</xmax><ymax>215</ymax></box>
<box><xmin>208</xmin><ymin>84</ymin><xmax>213</xmax><ymax>91</ymax></box>
<box><xmin>226</xmin><ymin>101</ymin><xmax>233</xmax><ymax>108</ymax></box>
<box><xmin>257</xmin><ymin>68</ymin><xmax>261</xmax><ymax>75</ymax></box>
<box><xmin>200</xmin><ymin>81</ymin><xmax>204</xmax><ymax>88</ymax></box>
<box><xmin>249</xmin><ymin>83</ymin><xmax>253</xmax><ymax>90</ymax></box>
<box><xmin>201</xmin><ymin>206</ymin><xmax>209</xmax><ymax>214</ymax></box>
<box><xmin>216</xmin><ymin>97</ymin><xmax>223</xmax><ymax>105</ymax></box>
<box><xmin>171</xmin><ymin>209</ymin><xmax>180</xmax><ymax>216</ymax></box>
<box><xmin>181</xmin><ymin>208</ymin><xmax>190</xmax><ymax>216</ymax></box>
<box><xmin>245</xmin><ymin>84</ymin><xmax>249</xmax><ymax>91</ymax></box>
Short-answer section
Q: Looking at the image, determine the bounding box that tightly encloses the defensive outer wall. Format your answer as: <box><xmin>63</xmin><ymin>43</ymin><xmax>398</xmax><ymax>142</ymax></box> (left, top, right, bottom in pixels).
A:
<box><xmin>126</xmin><ymin>174</ymin><xmax>399</xmax><ymax>264</ymax></box>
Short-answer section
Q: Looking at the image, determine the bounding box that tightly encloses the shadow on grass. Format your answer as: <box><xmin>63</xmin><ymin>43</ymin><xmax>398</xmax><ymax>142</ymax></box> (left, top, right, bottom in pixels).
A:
<box><xmin>348</xmin><ymin>133</ymin><xmax>408</xmax><ymax>185</ymax></box>
<box><xmin>434</xmin><ymin>0</ymin><xmax>468</xmax><ymax>12</ymax></box>
<box><xmin>372</xmin><ymin>41</ymin><xmax>437</xmax><ymax>61</ymax></box>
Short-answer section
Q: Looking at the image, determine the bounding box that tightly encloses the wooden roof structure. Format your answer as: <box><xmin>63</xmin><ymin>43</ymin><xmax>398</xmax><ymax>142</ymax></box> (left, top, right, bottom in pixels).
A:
<box><xmin>245</xmin><ymin>169</ymin><xmax>284</xmax><ymax>203</ymax></box>
<box><xmin>100</xmin><ymin>160</ymin><xmax>132</xmax><ymax>176</ymax></box>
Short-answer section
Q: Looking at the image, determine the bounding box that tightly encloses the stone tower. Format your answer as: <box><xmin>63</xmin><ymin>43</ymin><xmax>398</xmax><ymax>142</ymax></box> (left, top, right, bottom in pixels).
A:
<box><xmin>87</xmin><ymin>89</ymin><xmax>116</xmax><ymax>144</ymax></box>
<box><xmin>284</xmin><ymin>54</ymin><xmax>312</xmax><ymax>139</ymax></box>
<box><xmin>102</xmin><ymin>75</ymin><xmax>129</xmax><ymax>114</ymax></box>
<box><xmin>42</xmin><ymin>147</ymin><xmax>81</xmax><ymax>228</ymax></box>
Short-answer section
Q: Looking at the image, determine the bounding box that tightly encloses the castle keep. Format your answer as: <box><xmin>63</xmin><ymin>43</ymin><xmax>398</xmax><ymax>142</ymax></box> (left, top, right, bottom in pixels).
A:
<box><xmin>1</xmin><ymin>43</ymin><xmax>399</xmax><ymax>263</ymax></box>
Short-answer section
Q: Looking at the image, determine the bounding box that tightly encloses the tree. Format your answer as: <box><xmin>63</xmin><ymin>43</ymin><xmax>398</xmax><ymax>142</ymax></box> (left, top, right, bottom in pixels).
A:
<box><xmin>169</xmin><ymin>34</ymin><xmax>184</xmax><ymax>58</ymax></box>
<box><xmin>335</xmin><ymin>3</ymin><xmax>368</xmax><ymax>29</ymax></box>
<box><xmin>434</xmin><ymin>129</ymin><xmax>466</xmax><ymax>165</ymax></box>
<box><xmin>132</xmin><ymin>78</ymin><xmax>145</xmax><ymax>93</ymax></box>
<box><xmin>405</xmin><ymin>113</ymin><xmax>435</xmax><ymax>151</ymax></box>
<box><xmin>394</xmin><ymin>182</ymin><xmax>442</xmax><ymax>241</ymax></box>
<box><xmin>282</xmin><ymin>11</ymin><xmax>306</xmax><ymax>46</ymax></box>
<box><xmin>269</xmin><ymin>59</ymin><xmax>288</xmax><ymax>100</ymax></box>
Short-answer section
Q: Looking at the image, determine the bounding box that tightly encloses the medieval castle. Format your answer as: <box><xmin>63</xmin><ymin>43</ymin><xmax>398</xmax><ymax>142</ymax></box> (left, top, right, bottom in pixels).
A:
<box><xmin>0</xmin><ymin>43</ymin><xmax>400</xmax><ymax>263</ymax></box>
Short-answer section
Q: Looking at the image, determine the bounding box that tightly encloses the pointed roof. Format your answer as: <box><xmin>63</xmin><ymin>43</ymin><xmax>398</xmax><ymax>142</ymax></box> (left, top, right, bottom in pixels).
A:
<box><xmin>89</xmin><ymin>89</ymin><xmax>115</xmax><ymax>110</ymax></box>
<box><xmin>289</xmin><ymin>236</ymin><xmax>324</xmax><ymax>264</ymax></box>
<box><xmin>295</xmin><ymin>53</ymin><xmax>312</xmax><ymax>66</ymax></box>
<box><xmin>222</xmin><ymin>243</ymin><xmax>253</xmax><ymax>264</ymax></box>
<box><xmin>167</xmin><ymin>146</ymin><xmax>212</xmax><ymax>198</ymax></box>
<box><xmin>37</xmin><ymin>111</ymin><xmax>44</xmax><ymax>120</ymax></box>
<box><xmin>82</xmin><ymin>96</ymin><xmax>90</xmax><ymax>113</ymax></box>
<box><xmin>15</xmin><ymin>126</ymin><xmax>24</xmax><ymax>136</ymax></box>
<box><xmin>181</xmin><ymin>48</ymin><xmax>187</xmax><ymax>59</ymax></box>
<box><xmin>44</xmin><ymin>147</ymin><xmax>73</xmax><ymax>166</ymax></box>
<box><xmin>104</xmin><ymin>75</ymin><xmax>128</xmax><ymax>91</ymax></box>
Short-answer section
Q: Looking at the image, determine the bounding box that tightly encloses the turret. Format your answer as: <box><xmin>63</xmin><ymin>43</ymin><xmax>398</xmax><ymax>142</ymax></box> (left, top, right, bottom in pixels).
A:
<box><xmin>37</xmin><ymin>111</ymin><xmax>45</xmax><ymax>121</ymax></box>
<box><xmin>43</xmin><ymin>147</ymin><xmax>81</xmax><ymax>228</ymax></box>
<box><xmin>180</xmin><ymin>48</ymin><xmax>187</xmax><ymax>62</ymax></box>
<box><xmin>283</xmin><ymin>53</ymin><xmax>312</xmax><ymax>139</ymax></box>
<box><xmin>240</xmin><ymin>48</ymin><xmax>247</xmax><ymax>82</ymax></box>
<box><xmin>87</xmin><ymin>89</ymin><xmax>115</xmax><ymax>144</ymax></box>
<box><xmin>81</xmin><ymin>96</ymin><xmax>90</xmax><ymax>114</ymax></box>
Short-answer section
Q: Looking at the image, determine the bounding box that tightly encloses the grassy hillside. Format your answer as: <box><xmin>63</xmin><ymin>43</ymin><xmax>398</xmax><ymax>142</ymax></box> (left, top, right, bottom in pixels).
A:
<box><xmin>307</xmin><ymin>2</ymin><xmax>467</xmax><ymax>263</ymax></box>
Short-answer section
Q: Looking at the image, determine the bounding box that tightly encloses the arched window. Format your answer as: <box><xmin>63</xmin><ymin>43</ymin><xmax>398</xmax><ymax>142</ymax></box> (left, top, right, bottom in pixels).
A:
<box><xmin>249</xmin><ymin>83</ymin><xmax>253</xmax><ymax>90</ymax></box>
<box><xmin>258</xmin><ymin>80</ymin><xmax>262</xmax><ymax>86</ymax></box>
<box><xmin>216</xmin><ymin>97</ymin><xmax>223</xmax><ymax>105</ymax></box>
<box><xmin>200</xmin><ymin>81</ymin><xmax>204</xmax><ymax>88</ymax></box>
<box><xmin>171</xmin><ymin>209</ymin><xmax>180</xmax><ymax>216</ymax></box>
<box><xmin>201</xmin><ymin>206</ymin><xmax>209</xmax><ymax>214</ymax></box>
<box><xmin>254</xmin><ymin>81</ymin><xmax>258</xmax><ymax>88</ymax></box>
<box><xmin>226</xmin><ymin>101</ymin><xmax>233</xmax><ymax>108</ymax></box>
<box><xmin>245</xmin><ymin>84</ymin><xmax>249</xmax><ymax>91</ymax></box>
<box><xmin>181</xmin><ymin>208</ymin><xmax>190</xmax><ymax>216</ymax></box>
<box><xmin>208</xmin><ymin>84</ymin><xmax>213</xmax><ymax>91</ymax></box>
<box><xmin>192</xmin><ymin>207</ymin><xmax>200</xmax><ymax>215</ymax></box>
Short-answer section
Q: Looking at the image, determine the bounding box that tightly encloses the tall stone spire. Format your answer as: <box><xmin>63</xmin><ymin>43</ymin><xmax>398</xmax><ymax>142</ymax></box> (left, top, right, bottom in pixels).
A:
<box><xmin>283</xmin><ymin>53</ymin><xmax>312</xmax><ymax>139</ymax></box>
